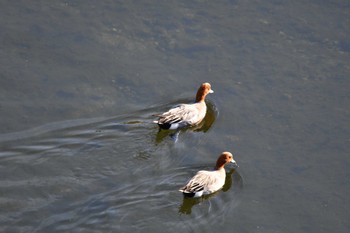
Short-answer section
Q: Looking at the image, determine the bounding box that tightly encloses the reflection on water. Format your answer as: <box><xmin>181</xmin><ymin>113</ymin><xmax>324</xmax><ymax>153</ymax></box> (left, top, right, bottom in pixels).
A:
<box><xmin>179</xmin><ymin>169</ymin><xmax>243</xmax><ymax>215</ymax></box>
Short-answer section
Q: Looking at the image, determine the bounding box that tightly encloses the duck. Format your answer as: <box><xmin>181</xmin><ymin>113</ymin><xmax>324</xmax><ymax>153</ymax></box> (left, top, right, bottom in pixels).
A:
<box><xmin>179</xmin><ymin>152</ymin><xmax>237</xmax><ymax>198</ymax></box>
<box><xmin>153</xmin><ymin>82</ymin><xmax>214</xmax><ymax>130</ymax></box>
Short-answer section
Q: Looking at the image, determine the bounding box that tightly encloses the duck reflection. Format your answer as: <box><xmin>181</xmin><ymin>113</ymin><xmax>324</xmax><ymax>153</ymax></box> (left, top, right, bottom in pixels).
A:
<box><xmin>178</xmin><ymin>169</ymin><xmax>242</xmax><ymax>215</ymax></box>
<box><xmin>155</xmin><ymin>101</ymin><xmax>217</xmax><ymax>144</ymax></box>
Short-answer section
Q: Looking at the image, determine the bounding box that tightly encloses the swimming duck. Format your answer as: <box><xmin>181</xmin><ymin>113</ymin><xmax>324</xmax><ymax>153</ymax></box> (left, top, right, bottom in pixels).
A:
<box><xmin>179</xmin><ymin>152</ymin><xmax>237</xmax><ymax>198</ymax></box>
<box><xmin>153</xmin><ymin>82</ymin><xmax>214</xmax><ymax>130</ymax></box>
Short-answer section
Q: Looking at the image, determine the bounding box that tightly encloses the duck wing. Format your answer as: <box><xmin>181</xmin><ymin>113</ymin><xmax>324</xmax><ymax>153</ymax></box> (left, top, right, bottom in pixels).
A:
<box><xmin>179</xmin><ymin>171</ymin><xmax>219</xmax><ymax>194</ymax></box>
<box><xmin>156</xmin><ymin>104</ymin><xmax>199</xmax><ymax>125</ymax></box>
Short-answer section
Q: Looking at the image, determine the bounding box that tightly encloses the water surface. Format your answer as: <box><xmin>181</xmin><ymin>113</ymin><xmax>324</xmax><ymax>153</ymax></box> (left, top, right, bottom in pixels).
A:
<box><xmin>0</xmin><ymin>1</ymin><xmax>349</xmax><ymax>233</ymax></box>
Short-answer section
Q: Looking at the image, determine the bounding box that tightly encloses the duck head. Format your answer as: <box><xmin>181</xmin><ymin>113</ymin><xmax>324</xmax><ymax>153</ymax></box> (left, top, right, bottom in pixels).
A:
<box><xmin>195</xmin><ymin>82</ymin><xmax>214</xmax><ymax>102</ymax></box>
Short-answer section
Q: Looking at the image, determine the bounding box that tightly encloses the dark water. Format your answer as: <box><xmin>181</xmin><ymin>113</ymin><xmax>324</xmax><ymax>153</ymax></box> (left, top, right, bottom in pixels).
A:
<box><xmin>1</xmin><ymin>1</ymin><xmax>349</xmax><ymax>232</ymax></box>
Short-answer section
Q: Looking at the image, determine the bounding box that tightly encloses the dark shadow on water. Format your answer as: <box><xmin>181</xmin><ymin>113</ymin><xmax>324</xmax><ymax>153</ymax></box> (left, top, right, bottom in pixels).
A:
<box><xmin>178</xmin><ymin>169</ymin><xmax>243</xmax><ymax>215</ymax></box>
<box><xmin>154</xmin><ymin>101</ymin><xmax>218</xmax><ymax>144</ymax></box>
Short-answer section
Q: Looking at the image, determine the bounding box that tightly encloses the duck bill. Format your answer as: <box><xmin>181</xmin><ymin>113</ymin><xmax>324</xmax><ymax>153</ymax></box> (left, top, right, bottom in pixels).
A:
<box><xmin>230</xmin><ymin>159</ymin><xmax>238</xmax><ymax>168</ymax></box>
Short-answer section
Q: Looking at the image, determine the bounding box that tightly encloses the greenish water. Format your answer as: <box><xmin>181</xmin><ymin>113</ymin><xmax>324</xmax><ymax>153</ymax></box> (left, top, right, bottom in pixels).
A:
<box><xmin>0</xmin><ymin>1</ymin><xmax>349</xmax><ymax>232</ymax></box>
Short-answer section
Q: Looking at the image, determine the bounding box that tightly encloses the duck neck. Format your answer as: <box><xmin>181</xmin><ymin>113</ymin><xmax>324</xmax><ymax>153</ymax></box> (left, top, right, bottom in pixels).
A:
<box><xmin>215</xmin><ymin>163</ymin><xmax>225</xmax><ymax>170</ymax></box>
<box><xmin>195</xmin><ymin>93</ymin><xmax>206</xmax><ymax>103</ymax></box>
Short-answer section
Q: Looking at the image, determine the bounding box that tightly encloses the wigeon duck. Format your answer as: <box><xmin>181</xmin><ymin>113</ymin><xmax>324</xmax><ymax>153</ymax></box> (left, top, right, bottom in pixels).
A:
<box><xmin>179</xmin><ymin>152</ymin><xmax>237</xmax><ymax>198</ymax></box>
<box><xmin>153</xmin><ymin>82</ymin><xmax>214</xmax><ymax>130</ymax></box>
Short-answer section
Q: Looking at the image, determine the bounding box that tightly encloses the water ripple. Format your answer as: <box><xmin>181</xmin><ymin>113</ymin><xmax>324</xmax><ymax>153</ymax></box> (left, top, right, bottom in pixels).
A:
<box><xmin>0</xmin><ymin>102</ymin><xmax>243</xmax><ymax>233</ymax></box>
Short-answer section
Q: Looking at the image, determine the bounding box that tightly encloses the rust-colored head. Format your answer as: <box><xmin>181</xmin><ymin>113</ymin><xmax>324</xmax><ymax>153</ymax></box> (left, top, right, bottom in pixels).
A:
<box><xmin>195</xmin><ymin>82</ymin><xmax>214</xmax><ymax>102</ymax></box>
<box><xmin>215</xmin><ymin>151</ymin><xmax>237</xmax><ymax>169</ymax></box>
